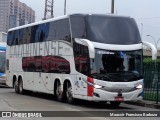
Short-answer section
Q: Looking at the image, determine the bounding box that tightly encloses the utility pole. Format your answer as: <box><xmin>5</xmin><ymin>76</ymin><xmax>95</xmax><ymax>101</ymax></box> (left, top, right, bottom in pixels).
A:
<box><xmin>111</xmin><ymin>0</ymin><xmax>114</xmax><ymax>14</ymax></box>
<box><xmin>64</xmin><ymin>0</ymin><xmax>66</xmax><ymax>15</ymax></box>
<box><xmin>44</xmin><ymin>0</ymin><xmax>54</xmax><ymax>20</ymax></box>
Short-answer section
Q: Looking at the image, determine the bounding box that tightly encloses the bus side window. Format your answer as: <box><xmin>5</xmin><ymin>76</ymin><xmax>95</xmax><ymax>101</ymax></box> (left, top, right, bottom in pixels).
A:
<box><xmin>38</xmin><ymin>24</ymin><xmax>49</xmax><ymax>42</ymax></box>
<box><xmin>19</xmin><ymin>29</ymin><xmax>24</xmax><ymax>45</ymax></box>
<box><xmin>23</xmin><ymin>27</ymin><xmax>32</xmax><ymax>44</ymax></box>
<box><xmin>7</xmin><ymin>31</ymin><xmax>14</xmax><ymax>46</ymax></box>
<box><xmin>14</xmin><ymin>30</ymin><xmax>19</xmax><ymax>45</ymax></box>
<box><xmin>47</xmin><ymin>18</ymin><xmax>70</xmax><ymax>42</ymax></box>
<box><xmin>31</xmin><ymin>25</ymin><xmax>39</xmax><ymax>43</ymax></box>
<box><xmin>73</xmin><ymin>42</ymin><xmax>90</xmax><ymax>75</ymax></box>
<box><xmin>35</xmin><ymin>56</ymin><xmax>42</xmax><ymax>72</ymax></box>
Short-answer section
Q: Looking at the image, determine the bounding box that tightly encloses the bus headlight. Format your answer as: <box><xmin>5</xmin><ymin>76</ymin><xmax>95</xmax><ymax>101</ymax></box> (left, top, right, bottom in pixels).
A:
<box><xmin>94</xmin><ymin>84</ymin><xmax>102</xmax><ymax>89</ymax></box>
<box><xmin>87</xmin><ymin>82</ymin><xmax>102</xmax><ymax>89</ymax></box>
<box><xmin>87</xmin><ymin>77</ymin><xmax>102</xmax><ymax>89</ymax></box>
<box><xmin>136</xmin><ymin>84</ymin><xmax>143</xmax><ymax>89</ymax></box>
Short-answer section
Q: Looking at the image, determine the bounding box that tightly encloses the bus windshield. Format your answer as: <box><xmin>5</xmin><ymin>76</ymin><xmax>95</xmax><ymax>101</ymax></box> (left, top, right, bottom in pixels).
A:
<box><xmin>91</xmin><ymin>49</ymin><xmax>143</xmax><ymax>82</ymax></box>
<box><xmin>0</xmin><ymin>50</ymin><xmax>6</xmax><ymax>73</ymax></box>
<box><xmin>86</xmin><ymin>15</ymin><xmax>141</xmax><ymax>45</ymax></box>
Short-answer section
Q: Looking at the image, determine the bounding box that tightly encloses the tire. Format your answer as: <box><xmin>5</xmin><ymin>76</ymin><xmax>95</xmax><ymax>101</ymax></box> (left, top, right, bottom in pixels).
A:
<box><xmin>19</xmin><ymin>79</ymin><xmax>25</xmax><ymax>95</ymax></box>
<box><xmin>55</xmin><ymin>81</ymin><xmax>64</xmax><ymax>102</ymax></box>
<box><xmin>14</xmin><ymin>80</ymin><xmax>19</xmax><ymax>94</ymax></box>
<box><xmin>110</xmin><ymin>101</ymin><xmax>121</xmax><ymax>107</ymax></box>
<box><xmin>66</xmin><ymin>82</ymin><xmax>74</xmax><ymax>104</ymax></box>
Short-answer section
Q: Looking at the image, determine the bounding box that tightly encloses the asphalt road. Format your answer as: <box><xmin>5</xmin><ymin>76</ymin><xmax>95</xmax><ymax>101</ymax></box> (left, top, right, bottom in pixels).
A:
<box><xmin>0</xmin><ymin>85</ymin><xmax>159</xmax><ymax>120</ymax></box>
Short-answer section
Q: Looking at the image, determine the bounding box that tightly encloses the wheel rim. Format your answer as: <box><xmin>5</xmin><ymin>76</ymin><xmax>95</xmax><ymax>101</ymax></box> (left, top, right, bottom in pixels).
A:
<box><xmin>19</xmin><ymin>81</ymin><xmax>22</xmax><ymax>93</ymax></box>
<box><xmin>66</xmin><ymin>84</ymin><xmax>72</xmax><ymax>100</ymax></box>
<box><xmin>56</xmin><ymin>83</ymin><xmax>62</xmax><ymax>97</ymax></box>
<box><xmin>15</xmin><ymin>81</ymin><xmax>19</xmax><ymax>92</ymax></box>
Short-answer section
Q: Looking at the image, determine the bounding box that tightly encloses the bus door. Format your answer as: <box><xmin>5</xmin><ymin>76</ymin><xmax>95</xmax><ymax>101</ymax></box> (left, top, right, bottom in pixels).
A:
<box><xmin>35</xmin><ymin>73</ymin><xmax>52</xmax><ymax>92</ymax></box>
<box><xmin>75</xmin><ymin>75</ymin><xmax>87</xmax><ymax>96</ymax></box>
<box><xmin>75</xmin><ymin>57</ymin><xmax>88</xmax><ymax>96</ymax></box>
<box><xmin>22</xmin><ymin>57</ymin><xmax>35</xmax><ymax>90</ymax></box>
<box><xmin>23</xmin><ymin>72</ymin><xmax>34</xmax><ymax>90</ymax></box>
<box><xmin>34</xmin><ymin>56</ymin><xmax>52</xmax><ymax>92</ymax></box>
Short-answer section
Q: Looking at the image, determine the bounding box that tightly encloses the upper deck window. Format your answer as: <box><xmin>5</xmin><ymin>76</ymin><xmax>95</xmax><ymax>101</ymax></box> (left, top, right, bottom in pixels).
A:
<box><xmin>85</xmin><ymin>15</ymin><xmax>141</xmax><ymax>45</ymax></box>
<box><xmin>7</xmin><ymin>18</ymin><xmax>71</xmax><ymax>46</ymax></box>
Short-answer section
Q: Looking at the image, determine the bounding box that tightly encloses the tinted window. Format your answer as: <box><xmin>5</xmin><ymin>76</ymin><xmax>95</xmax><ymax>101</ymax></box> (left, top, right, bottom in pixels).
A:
<box><xmin>22</xmin><ymin>56</ymin><xmax>70</xmax><ymax>74</ymax></box>
<box><xmin>91</xmin><ymin>49</ymin><xmax>143</xmax><ymax>82</ymax></box>
<box><xmin>85</xmin><ymin>15</ymin><xmax>141</xmax><ymax>45</ymax></box>
<box><xmin>73</xmin><ymin>42</ymin><xmax>90</xmax><ymax>75</ymax></box>
<box><xmin>23</xmin><ymin>27</ymin><xmax>32</xmax><ymax>44</ymax></box>
<box><xmin>70</xmin><ymin>15</ymin><xmax>86</xmax><ymax>38</ymax></box>
<box><xmin>32</xmin><ymin>23</ymin><xmax>50</xmax><ymax>43</ymax></box>
<box><xmin>35</xmin><ymin>56</ymin><xmax>42</xmax><ymax>72</ymax></box>
<box><xmin>8</xmin><ymin>30</ymin><xmax>19</xmax><ymax>45</ymax></box>
<box><xmin>22</xmin><ymin>57</ymin><xmax>35</xmax><ymax>72</ymax></box>
<box><xmin>31</xmin><ymin>25</ymin><xmax>39</xmax><ymax>43</ymax></box>
<box><xmin>7</xmin><ymin>18</ymin><xmax>71</xmax><ymax>46</ymax></box>
<box><xmin>15</xmin><ymin>30</ymin><xmax>19</xmax><ymax>45</ymax></box>
<box><xmin>7</xmin><ymin>31</ymin><xmax>14</xmax><ymax>46</ymax></box>
<box><xmin>19</xmin><ymin>28</ymin><xmax>24</xmax><ymax>45</ymax></box>
<box><xmin>47</xmin><ymin>18</ymin><xmax>71</xmax><ymax>42</ymax></box>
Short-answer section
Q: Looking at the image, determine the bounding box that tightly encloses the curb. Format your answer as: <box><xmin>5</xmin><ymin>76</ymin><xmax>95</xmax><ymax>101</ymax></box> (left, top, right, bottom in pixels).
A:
<box><xmin>125</xmin><ymin>101</ymin><xmax>160</xmax><ymax>109</ymax></box>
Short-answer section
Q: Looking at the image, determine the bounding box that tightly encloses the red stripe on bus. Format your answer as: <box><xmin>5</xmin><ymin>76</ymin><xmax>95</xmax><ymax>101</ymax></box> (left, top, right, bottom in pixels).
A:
<box><xmin>87</xmin><ymin>77</ymin><xmax>94</xmax><ymax>97</ymax></box>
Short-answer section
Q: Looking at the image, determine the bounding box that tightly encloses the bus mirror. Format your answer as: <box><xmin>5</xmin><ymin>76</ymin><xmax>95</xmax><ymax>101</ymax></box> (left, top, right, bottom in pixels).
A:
<box><xmin>143</xmin><ymin>41</ymin><xmax>157</xmax><ymax>60</ymax></box>
<box><xmin>75</xmin><ymin>38</ymin><xmax>95</xmax><ymax>58</ymax></box>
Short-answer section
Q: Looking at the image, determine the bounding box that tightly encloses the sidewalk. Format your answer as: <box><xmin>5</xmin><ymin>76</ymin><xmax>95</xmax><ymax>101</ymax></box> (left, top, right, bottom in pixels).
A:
<box><xmin>125</xmin><ymin>100</ymin><xmax>160</xmax><ymax>109</ymax></box>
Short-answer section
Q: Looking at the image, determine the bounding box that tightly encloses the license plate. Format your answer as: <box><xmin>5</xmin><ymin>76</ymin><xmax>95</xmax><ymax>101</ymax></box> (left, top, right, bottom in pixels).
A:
<box><xmin>114</xmin><ymin>97</ymin><xmax>124</xmax><ymax>101</ymax></box>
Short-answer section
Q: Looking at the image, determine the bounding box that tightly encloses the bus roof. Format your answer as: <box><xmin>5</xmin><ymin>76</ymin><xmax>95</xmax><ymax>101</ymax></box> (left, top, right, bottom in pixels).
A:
<box><xmin>8</xmin><ymin>14</ymin><xmax>131</xmax><ymax>32</ymax></box>
<box><xmin>8</xmin><ymin>15</ymin><xmax>69</xmax><ymax>32</ymax></box>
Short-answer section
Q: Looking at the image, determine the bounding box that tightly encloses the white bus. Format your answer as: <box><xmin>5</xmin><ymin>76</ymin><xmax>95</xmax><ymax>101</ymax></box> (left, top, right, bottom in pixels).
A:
<box><xmin>6</xmin><ymin>14</ymin><xmax>157</xmax><ymax>106</ymax></box>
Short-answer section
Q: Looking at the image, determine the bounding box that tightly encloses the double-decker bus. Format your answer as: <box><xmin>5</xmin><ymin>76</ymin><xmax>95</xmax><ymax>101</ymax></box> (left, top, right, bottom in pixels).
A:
<box><xmin>0</xmin><ymin>42</ymin><xmax>6</xmax><ymax>85</ymax></box>
<box><xmin>6</xmin><ymin>14</ymin><xmax>157</xmax><ymax>106</ymax></box>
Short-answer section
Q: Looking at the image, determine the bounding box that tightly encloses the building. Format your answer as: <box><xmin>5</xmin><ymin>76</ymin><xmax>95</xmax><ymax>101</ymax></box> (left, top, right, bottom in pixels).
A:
<box><xmin>0</xmin><ymin>32</ymin><xmax>7</xmax><ymax>42</ymax></box>
<box><xmin>0</xmin><ymin>0</ymin><xmax>35</xmax><ymax>32</ymax></box>
<box><xmin>143</xmin><ymin>48</ymin><xmax>160</xmax><ymax>57</ymax></box>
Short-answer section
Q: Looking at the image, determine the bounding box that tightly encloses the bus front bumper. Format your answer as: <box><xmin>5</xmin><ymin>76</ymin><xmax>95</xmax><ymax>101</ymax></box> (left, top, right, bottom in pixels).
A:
<box><xmin>88</xmin><ymin>88</ymin><xmax>143</xmax><ymax>102</ymax></box>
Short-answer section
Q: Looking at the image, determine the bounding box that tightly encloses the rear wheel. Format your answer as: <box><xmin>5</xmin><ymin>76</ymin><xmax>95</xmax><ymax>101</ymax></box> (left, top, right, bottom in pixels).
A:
<box><xmin>66</xmin><ymin>82</ymin><xmax>74</xmax><ymax>104</ymax></box>
<box><xmin>55</xmin><ymin>81</ymin><xmax>64</xmax><ymax>102</ymax></box>
<box><xmin>18</xmin><ymin>79</ymin><xmax>25</xmax><ymax>95</ymax></box>
<box><xmin>14</xmin><ymin>80</ymin><xmax>19</xmax><ymax>94</ymax></box>
<box><xmin>110</xmin><ymin>101</ymin><xmax>121</xmax><ymax>107</ymax></box>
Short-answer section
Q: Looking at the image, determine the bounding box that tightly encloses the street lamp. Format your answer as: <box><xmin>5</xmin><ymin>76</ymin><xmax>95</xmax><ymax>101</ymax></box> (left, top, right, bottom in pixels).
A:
<box><xmin>146</xmin><ymin>35</ymin><xmax>157</xmax><ymax>48</ymax></box>
<box><xmin>146</xmin><ymin>34</ymin><xmax>159</xmax><ymax>104</ymax></box>
<box><xmin>156</xmin><ymin>38</ymin><xmax>160</xmax><ymax>49</ymax></box>
<box><xmin>111</xmin><ymin>0</ymin><xmax>114</xmax><ymax>14</ymax></box>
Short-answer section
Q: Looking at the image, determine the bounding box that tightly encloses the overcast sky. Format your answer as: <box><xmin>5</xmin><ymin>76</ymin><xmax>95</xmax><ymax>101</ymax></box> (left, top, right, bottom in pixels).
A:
<box><xmin>19</xmin><ymin>0</ymin><xmax>160</xmax><ymax>47</ymax></box>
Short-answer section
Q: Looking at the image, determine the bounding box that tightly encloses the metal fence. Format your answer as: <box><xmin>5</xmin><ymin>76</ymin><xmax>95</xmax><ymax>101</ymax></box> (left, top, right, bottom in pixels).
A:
<box><xmin>143</xmin><ymin>62</ymin><xmax>160</xmax><ymax>103</ymax></box>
